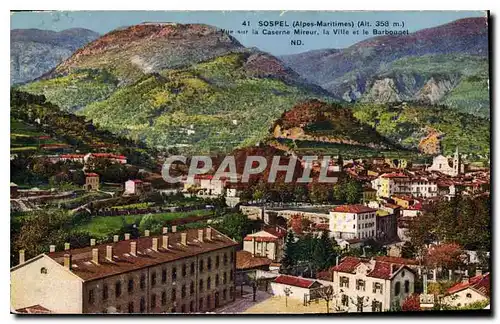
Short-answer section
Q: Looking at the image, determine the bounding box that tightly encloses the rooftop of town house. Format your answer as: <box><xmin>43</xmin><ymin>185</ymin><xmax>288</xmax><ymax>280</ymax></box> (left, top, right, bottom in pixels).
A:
<box><xmin>84</xmin><ymin>173</ymin><xmax>99</xmax><ymax>177</ymax></box>
<box><xmin>331</xmin><ymin>204</ymin><xmax>377</xmax><ymax>214</ymax></box>
<box><xmin>236</xmin><ymin>250</ymin><xmax>273</xmax><ymax>270</ymax></box>
<box><xmin>374</xmin><ymin>256</ymin><xmax>419</xmax><ymax>266</ymax></box>
<box><xmin>87</xmin><ymin>153</ymin><xmax>127</xmax><ymax>159</ymax></box>
<box><xmin>446</xmin><ymin>272</ymin><xmax>490</xmax><ymax>297</ymax></box>
<box><xmin>15</xmin><ymin>304</ymin><xmax>52</xmax><ymax>314</ymax></box>
<box><xmin>330</xmin><ymin>256</ymin><xmax>415</xmax><ymax>280</ymax></box>
<box><xmin>273</xmin><ymin>275</ymin><xmax>320</xmax><ymax>289</ymax></box>
<box><xmin>14</xmin><ymin>227</ymin><xmax>237</xmax><ymax>282</ymax></box>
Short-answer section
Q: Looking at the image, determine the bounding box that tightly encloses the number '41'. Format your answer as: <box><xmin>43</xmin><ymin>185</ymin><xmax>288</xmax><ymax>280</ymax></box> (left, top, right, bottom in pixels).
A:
<box><xmin>242</xmin><ymin>21</ymin><xmax>250</xmax><ymax>26</ymax></box>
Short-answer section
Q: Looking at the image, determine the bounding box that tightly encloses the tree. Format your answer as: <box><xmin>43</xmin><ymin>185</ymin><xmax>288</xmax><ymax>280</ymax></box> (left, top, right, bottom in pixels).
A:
<box><xmin>345</xmin><ymin>179</ymin><xmax>362</xmax><ymax>204</ymax></box>
<box><xmin>317</xmin><ymin>285</ymin><xmax>335</xmax><ymax>313</ymax></box>
<box><xmin>312</xmin><ymin>230</ymin><xmax>337</xmax><ymax>271</ymax></box>
<box><xmin>401</xmin><ymin>241</ymin><xmax>418</xmax><ymax>259</ymax></box>
<box><xmin>309</xmin><ymin>182</ymin><xmax>331</xmax><ymax>204</ymax></box>
<box><xmin>280</xmin><ymin>230</ymin><xmax>297</xmax><ymax>274</ymax></box>
<box><xmin>402</xmin><ymin>294</ymin><xmax>421</xmax><ymax>311</ymax></box>
<box><xmin>283</xmin><ymin>287</ymin><xmax>293</xmax><ymax>307</ymax></box>
<box><xmin>425</xmin><ymin>243</ymin><xmax>467</xmax><ymax>270</ymax></box>
<box><xmin>212</xmin><ymin>212</ymin><xmax>251</xmax><ymax>242</ymax></box>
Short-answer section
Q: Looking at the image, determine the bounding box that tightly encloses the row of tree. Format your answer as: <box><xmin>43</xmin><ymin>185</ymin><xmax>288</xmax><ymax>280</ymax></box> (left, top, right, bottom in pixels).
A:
<box><xmin>238</xmin><ymin>177</ymin><xmax>363</xmax><ymax>205</ymax></box>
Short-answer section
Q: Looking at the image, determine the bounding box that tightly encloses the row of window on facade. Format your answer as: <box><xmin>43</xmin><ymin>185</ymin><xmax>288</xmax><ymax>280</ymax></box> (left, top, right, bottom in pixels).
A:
<box><xmin>340</xmin><ymin>295</ymin><xmax>383</xmax><ymax>312</ymax></box>
<box><xmin>100</xmin><ymin>287</ymin><xmax>236</xmax><ymax>313</ymax></box>
<box><xmin>88</xmin><ymin>269</ymin><xmax>234</xmax><ymax>304</ymax></box>
<box><xmin>339</xmin><ymin>277</ymin><xmax>411</xmax><ymax>295</ymax></box>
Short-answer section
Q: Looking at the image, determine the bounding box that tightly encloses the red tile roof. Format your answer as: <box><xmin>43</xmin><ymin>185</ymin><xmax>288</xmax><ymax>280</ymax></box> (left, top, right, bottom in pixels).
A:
<box><xmin>367</xmin><ymin>262</ymin><xmax>404</xmax><ymax>280</ymax></box>
<box><xmin>45</xmin><ymin>227</ymin><xmax>237</xmax><ymax>281</ymax></box>
<box><xmin>262</xmin><ymin>226</ymin><xmax>287</xmax><ymax>238</ymax></box>
<box><xmin>447</xmin><ymin>273</ymin><xmax>490</xmax><ymax>297</ymax></box>
<box><xmin>243</xmin><ymin>236</ymin><xmax>279</xmax><ymax>242</ymax></box>
<box><xmin>236</xmin><ymin>251</ymin><xmax>273</xmax><ymax>270</ymax></box>
<box><xmin>85</xmin><ymin>173</ymin><xmax>99</xmax><ymax>177</ymax></box>
<box><xmin>374</xmin><ymin>256</ymin><xmax>419</xmax><ymax>266</ymax></box>
<box><xmin>331</xmin><ymin>257</ymin><xmax>414</xmax><ymax>280</ymax></box>
<box><xmin>60</xmin><ymin>154</ymin><xmax>85</xmax><ymax>159</ymax></box>
<box><xmin>15</xmin><ymin>304</ymin><xmax>51</xmax><ymax>314</ymax></box>
<box><xmin>382</xmin><ymin>173</ymin><xmax>409</xmax><ymax>179</ymax></box>
<box><xmin>274</xmin><ymin>275</ymin><xmax>318</xmax><ymax>289</ymax></box>
<box><xmin>332</xmin><ymin>204</ymin><xmax>377</xmax><ymax>214</ymax></box>
<box><xmin>90</xmin><ymin>153</ymin><xmax>127</xmax><ymax>160</ymax></box>
<box><xmin>331</xmin><ymin>256</ymin><xmax>366</xmax><ymax>273</ymax></box>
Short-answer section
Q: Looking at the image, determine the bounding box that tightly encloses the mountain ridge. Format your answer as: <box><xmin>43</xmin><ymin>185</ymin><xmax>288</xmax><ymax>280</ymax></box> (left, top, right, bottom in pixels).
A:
<box><xmin>280</xmin><ymin>17</ymin><xmax>489</xmax><ymax>117</ymax></box>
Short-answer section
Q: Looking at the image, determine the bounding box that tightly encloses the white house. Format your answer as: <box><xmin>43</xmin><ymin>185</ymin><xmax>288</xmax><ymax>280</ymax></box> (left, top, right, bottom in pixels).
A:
<box><xmin>271</xmin><ymin>275</ymin><xmax>323</xmax><ymax>301</ymax></box>
<box><xmin>329</xmin><ymin>205</ymin><xmax>377</xmax><ymax>240</ymax></box>
<box><xmin>124</xmin><ymin>179</ymin><xmax>151</xmax><ymax>195</ymax></box>
<box><xmin>441</xmin><ymin>272</ymin><xmax>489</xmax><ymax>308</ymax></box>
<box><xmin>329</xmin><ymin>256</ymin><xmax>415</xmax><ymax>312</ymax></box>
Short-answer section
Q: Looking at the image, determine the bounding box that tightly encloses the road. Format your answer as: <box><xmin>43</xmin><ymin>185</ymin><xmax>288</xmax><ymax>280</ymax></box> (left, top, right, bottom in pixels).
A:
<box><xmin>215</xmin><ymin>287</ymin><xmax>273</xmax><ymax>314</ymax></box>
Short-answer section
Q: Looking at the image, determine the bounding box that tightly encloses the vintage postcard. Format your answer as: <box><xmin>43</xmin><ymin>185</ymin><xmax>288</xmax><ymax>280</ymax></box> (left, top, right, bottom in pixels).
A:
<box><xmin>10</xmin><ymin>10</ymin><xmax>491</xmax><ymax>315</ymax></box>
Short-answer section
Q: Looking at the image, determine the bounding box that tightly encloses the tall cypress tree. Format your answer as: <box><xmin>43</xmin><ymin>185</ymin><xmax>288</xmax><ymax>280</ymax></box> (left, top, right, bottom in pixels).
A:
<box><xmin>280</xmin><ymin>230</ymin><xmax>297</xmax><ymax>274</ymax></box>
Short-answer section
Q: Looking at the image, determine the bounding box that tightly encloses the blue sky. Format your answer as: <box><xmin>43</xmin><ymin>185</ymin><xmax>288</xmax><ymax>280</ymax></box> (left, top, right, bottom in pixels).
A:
<box><xmin>11</xmin><ymin>11</ymin><xmax>486</xmax><ymax>55</ymax></box>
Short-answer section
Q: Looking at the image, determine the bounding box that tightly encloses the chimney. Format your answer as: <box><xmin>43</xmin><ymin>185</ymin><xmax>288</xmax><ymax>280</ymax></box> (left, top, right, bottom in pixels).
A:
<box><xmin>462</xmin><ymin>275</ymin><xmax>469</xmax><ymax>283</ymax></box>
<box><xmin>162</xmin><ymin>227</ymin><xmax>168</xmax><ymax>234</ymax></box>
<box><xmin>172</xmin><ymin>226</ymin><xmax>177</xmax><ymax>233</ymax></box>
<box><xmin>476</xmin><ymin>268</ymin><xmax>483</xmax><ymax>277</ymax></box>
<box><xmin>90</xmin><ymin>239</ymin><xmax>96</xmax><ymax>246</ymax></box>
<box><xmin>198</xmin><ymin>229</ymin><xmax>204</xmax><ymax>243</ymax></box>
<box><xmin>92</xmin><ymin>248</ymin><xmax>99</xmax><ymax>265</ymax></box>
<box><xmin>145</xmin><ymin>230</ymin><xmax>150</xmax><ymax>237</ymax></box>
<box><xmin>19</xmin><ymin>250</ymin><xmax>25</xmax><ymax>265</ymax></box>
<box><xmin>206</xmin><ymin>228</ymin><xmax>212</xmax><ymax>241</ymax></box>
<box><xmin>64</xmin><ymin>242</ymin><xmax>70</xmax><ymax>251</ymax></box>
<box><xmin>251</xmin><ymin>237</ymin><xmax>256</xmax><ymax>257</ymax></box>
<box><xmin>130</xmin><ymin>242</ymin><xmax>137</xmax><ymax>256</ymax></box>
<box><xmin>181</xmin><ymin>233</ymin><xmax>187</xmax><ymax>246</ymax></box>
<box><xmin>113</xmin><ymin>235</ymin><xmax>119</xmax><ymax>242</ymax></box>
<box><xmin>64</xmin><ymin>254</ymin><xmax>72</xmax><ymax>269</ymax></box>
<box><xmin>49</xmin><ymin>245</ymin><xmax>56</xmax><ymax>253</ymax></box>
<box><xmin>106</xmin><ymin>246</ymin><xmax>113</xmax><ymax>261</ymax></box>
<box><xmin>152</xmin><ymin>238</ymin><xmax>158</xmax><ymax>251</ymax></box>
<box><xmin>162</xmin><ymin>235</ymin><xmax>169</xmax><ymax>249</ymax></box>
<box><xmin>124</xmin><ymin>233</ymin><xmax>130</xmax><ymax>241</ymax></box>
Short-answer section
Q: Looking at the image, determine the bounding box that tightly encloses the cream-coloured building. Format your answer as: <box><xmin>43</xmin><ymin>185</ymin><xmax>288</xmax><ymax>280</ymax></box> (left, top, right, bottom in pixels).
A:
<box><xmin>329</xmin><ymin>205</ymin><xmax>377</xmax><ymax>240</ymax></box>
<box><xmin>271</xmin><ymin>275</ymin><xmax>323</xmax><ymax>301</ymax></box>
<box><xmin>242</xmin><ymin>227</ymin><xmax>286</xmax><ymax>262</ymax></box>
<box><xmin>329</xmin><ymin>256</ymin><xmax>416</xmax><ymax>312</ymax></box>
<box><xmin>371</xmin><ymin>173</ymin><xmax>438</xmax><ymax>199</ymax></box>
<box><xmin>441</xmin><ymin>272</ymin><xmax>490</xmax><ymax>308</ymax></box>
<box><xmin>84</xmin><ymin>173</ymin><xmax>99</xmax><ymax>191</ymax></box>
<box><xmin>11</xmin><ymin>227</ymin><xmax>237</xmax><ymax>314</ymax></box>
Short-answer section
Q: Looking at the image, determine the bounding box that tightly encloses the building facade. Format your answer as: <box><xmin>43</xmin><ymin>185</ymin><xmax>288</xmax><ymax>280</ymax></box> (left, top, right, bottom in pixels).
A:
<box><xmin>11</xmin><ymin>227</ymin><xmax>237</xmax><ymax>314</ymax></box>
<box><xmin>242</xmin><ymin>227</ymin><xmax>286</xmax><ymax>262</ymax></box>
<box><xmin>329</xmin><ymin>205</ymin><xmax>377</xmax><ymax>240</ymax></box>
<box><xmin>330</xmin><ymin>257</ymin><xmax>416</xmax><ymax>312</ymax></box>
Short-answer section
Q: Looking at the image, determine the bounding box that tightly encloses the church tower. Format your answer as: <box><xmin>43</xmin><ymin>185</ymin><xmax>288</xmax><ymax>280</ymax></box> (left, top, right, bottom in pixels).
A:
<box><xmin>453</xmin><ymin>147</ymin><xmax>461</xmax><ymax>176</ymax></box>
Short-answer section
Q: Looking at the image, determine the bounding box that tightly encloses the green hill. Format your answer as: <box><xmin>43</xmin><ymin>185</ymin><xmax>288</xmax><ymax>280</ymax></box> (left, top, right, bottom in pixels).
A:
<box><xmin>20</xmin><ymin>51</ymin><xmax>331</xmax><ymax>154</ymax></box>
<box><xmin>352</xmin><ymin>102</ymin><xmax>490</xmax><ymax>159</ymax></box>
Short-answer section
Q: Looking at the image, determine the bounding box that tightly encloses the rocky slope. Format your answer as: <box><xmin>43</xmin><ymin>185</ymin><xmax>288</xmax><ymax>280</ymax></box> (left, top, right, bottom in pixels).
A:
<box><xmin>272</xmin><ymin>99</ymin><xmax>396</xmax><ymax>150</ymax></box>
<box><xmin>10</xmin><ymin>28</ymin><xmax>99</xmax><ymax>85</ymax></box>
<box><xmin>280</xmin><ymin>17</ymin><xmax>490</xmax><ymax>118</ymax></box>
